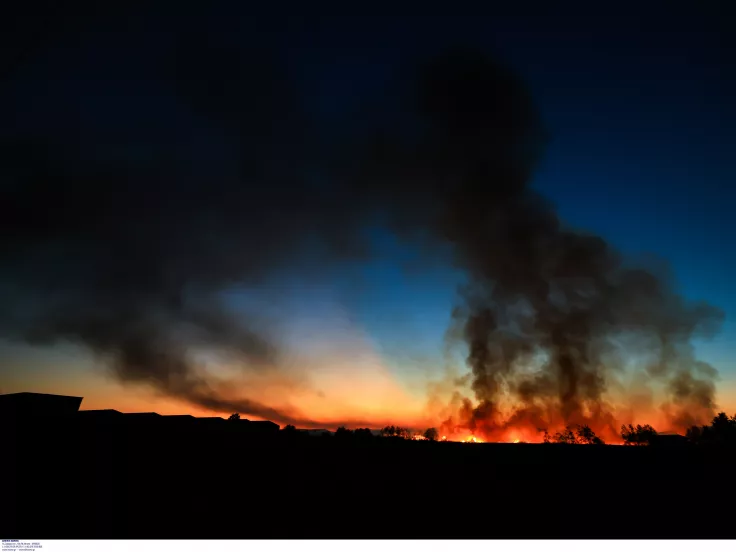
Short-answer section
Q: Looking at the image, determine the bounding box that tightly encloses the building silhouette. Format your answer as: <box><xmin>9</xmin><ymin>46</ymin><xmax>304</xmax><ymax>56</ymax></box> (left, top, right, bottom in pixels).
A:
<box><xmin>0</xmin><ymin>391</ymin><xmax>83</xmax><ymax>420</ymax></box>
<box><xmin>1</xmin><ymin>391</ymin><xmax>280</xmax><ymax>435</ymax></box>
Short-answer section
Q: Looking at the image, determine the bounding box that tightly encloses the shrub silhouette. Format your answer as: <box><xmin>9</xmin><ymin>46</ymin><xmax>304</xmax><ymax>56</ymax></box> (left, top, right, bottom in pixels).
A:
<box><xmin>228</xmin><ymin>413</ymin><xmax>240</xmax><ymax>421</ymax></box>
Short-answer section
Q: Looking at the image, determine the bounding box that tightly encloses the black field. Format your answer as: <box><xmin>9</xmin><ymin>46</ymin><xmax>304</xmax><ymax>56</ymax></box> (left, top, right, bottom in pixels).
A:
<box><xmin>6</xmin><ymin>418</ymin><xmax>736</xmax><ymax>539</ymax></box>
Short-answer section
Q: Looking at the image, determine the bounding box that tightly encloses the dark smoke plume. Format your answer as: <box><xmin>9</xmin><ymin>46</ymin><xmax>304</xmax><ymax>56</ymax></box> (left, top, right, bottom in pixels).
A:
<box><xmin>0</xmin><ymin>15</ymin><xmax>379</xmax><ymax>424</ymax></box>
<box><xmin>0</xmin><ymin>11</ymin><xmax>723</xmax><ymax>430</ymax></box>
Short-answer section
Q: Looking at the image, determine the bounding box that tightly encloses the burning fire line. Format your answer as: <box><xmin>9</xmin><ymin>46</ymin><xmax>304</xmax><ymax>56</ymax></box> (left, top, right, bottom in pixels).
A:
<box><xmin>411</xmin><ymin>434</ymin><xmax>486</xmax><ymax>443</ymax></box>
<box><xmin>407</xmin><ymin>432</ymin><xmax>536</xmax><ymax>443</ymax></box>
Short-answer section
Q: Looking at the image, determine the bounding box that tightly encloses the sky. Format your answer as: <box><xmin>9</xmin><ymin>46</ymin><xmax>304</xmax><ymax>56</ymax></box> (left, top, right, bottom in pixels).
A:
<box><xmin>1</xmin><ymin>5</ymin><xmax>734</xmax><ymax>426</ymax></box>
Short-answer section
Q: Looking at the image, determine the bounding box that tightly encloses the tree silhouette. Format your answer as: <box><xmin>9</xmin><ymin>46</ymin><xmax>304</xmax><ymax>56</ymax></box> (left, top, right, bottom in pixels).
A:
<box><xmin>228</xmin><ymin>413</ymin><xmax>240</xmax><ymax>421</ymax></box>
<box><xmin>395</xmin><ymin>427</ymin><xmax>411</xmax><ymax>439</ymax></box>
<box><xmin>685</xmin><ymin>424</ymin><xmax>703</xmax><ymax>443</ymax></box>
<box><xmin>335</xmin><ymin>426</ymin><xmax>353</xmax><ymax>439</ymax></box>
<box><xmin>547</xmin><ymin>425</ymin><xmax>605</xmax><ymax>444</ymax></box>
<box><xmin>621</xmin><ymin>424</ymin><xmax>657</xmax><ymax>446</ymax></box>
<box><xmin>552</xmin><ymin>427</ymin><xmax>577</xmax><ymax>444</ymax></box>
<box><xmin>576</xmin><ymin>425</ymin><xmax>605</xmax><ymax>445</ymax></box>
<box><xmin>380</xmin><ymin>425</ymin><xmax>412</xmax><ymax>439</ymax></box>
<box><xmin>381</xmin><ymin>425</ymin><xmax>396</xmax><ymax>437</ymax></box>
<box><xmin>711</xmin><ymin>412</ymin><xmax>736</xmax><ymax>439</ymax></box>
<box><xmin>282</xmin><ymin>424</ymin><xmax>296</xmax><ymax>432</ymax></box>
<box><xmin>424</xmin><ymin>428</ymin><xmax>439</xmax><ymax>441</ymax></box>
<box><xmin>354</xmin><ymin>428</ymin><xmax>373</xmax><ymax>440</ymax></box>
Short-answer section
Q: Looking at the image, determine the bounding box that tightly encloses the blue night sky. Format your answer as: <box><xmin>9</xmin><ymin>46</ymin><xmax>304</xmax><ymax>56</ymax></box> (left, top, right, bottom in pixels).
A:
<box><xmin>2</xmin><ymin>6</ymin><xmax>734</xmax><ymax>416</ymax></box>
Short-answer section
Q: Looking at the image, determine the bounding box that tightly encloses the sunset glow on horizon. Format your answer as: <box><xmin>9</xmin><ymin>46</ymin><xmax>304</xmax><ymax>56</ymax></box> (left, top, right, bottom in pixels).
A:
<box><xmin>3</xmin><ymin>327</ymin><xmax>733</xmax><ymax>441</ymax></box>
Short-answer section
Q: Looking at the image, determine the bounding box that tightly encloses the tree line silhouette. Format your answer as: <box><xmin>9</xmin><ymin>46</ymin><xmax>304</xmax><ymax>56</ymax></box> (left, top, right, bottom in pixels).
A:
<box><xmin>618</xmin><ymin>412</ymin><xmax>736</xmax><ymax>446</ymax></box>
<box><xmin>685</xmin><ymin>412</ymin><xmax>736</xmax><ymax>446</ymax></box>
<box><xmin>234</xmin><ymin>410</ymin><xmax>736</xmax><ymax>446</ymax></box>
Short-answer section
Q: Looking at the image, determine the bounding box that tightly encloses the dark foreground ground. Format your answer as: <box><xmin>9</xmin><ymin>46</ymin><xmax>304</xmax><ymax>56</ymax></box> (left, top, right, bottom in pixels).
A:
<box><xmin>5</xmin><ymin>418</ymin><xmax>736</xmax><ymax>539</ymax></box>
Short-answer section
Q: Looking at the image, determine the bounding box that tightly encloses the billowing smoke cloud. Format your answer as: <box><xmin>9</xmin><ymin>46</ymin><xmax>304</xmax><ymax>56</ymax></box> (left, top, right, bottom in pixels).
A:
<box><xmin>344</xmin><ymin>50</ymin><xmax>724</xmax><ymax>437</ymax></box>
<box><xmin>0</xmin><ymin>10</ymin><xmax>723</xmax><ymax>431</ymax></box>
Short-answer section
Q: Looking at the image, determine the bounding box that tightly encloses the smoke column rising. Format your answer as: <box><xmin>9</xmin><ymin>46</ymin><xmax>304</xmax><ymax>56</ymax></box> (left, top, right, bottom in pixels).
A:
<box><xmin>343</xmin><ymin>49</ymin><xmax>724</xmax><ymax>438</ymax></box>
